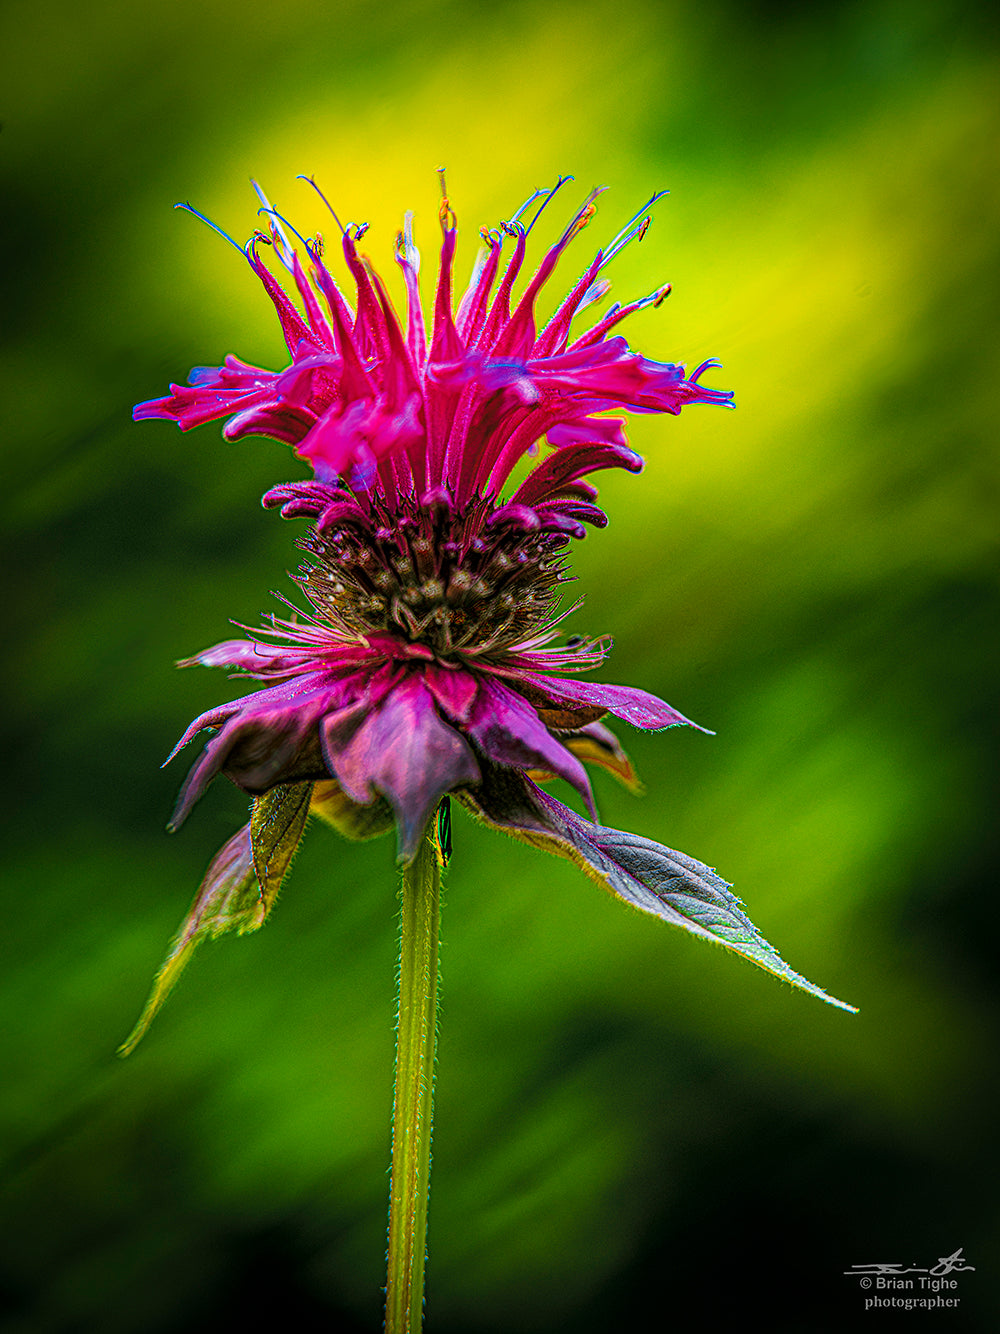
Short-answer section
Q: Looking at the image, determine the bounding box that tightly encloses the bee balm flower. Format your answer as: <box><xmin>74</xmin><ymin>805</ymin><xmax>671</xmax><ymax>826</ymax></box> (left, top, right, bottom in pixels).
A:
<box><xmin>125</xmin><ymin>176</ymin><xmax>853</xmax><ymax>1052</ymax></box>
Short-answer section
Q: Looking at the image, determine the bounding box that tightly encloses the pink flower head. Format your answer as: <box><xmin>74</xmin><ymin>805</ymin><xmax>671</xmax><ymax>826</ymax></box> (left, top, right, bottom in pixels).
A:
<box><xmin>136</xmin><ymin>176</ymin><xmax>730</xmax><ymax>501</ymax></box>
<box><xmin>124</xmin><ymin>175</ymin><xmax>852</xmax><ymax>1052</ymax></box>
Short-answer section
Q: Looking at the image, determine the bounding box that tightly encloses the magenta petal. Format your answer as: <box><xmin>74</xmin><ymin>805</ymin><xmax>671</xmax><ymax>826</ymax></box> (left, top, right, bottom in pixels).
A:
<box><xmin>220</xmin><ymin>704</ymin><xmax>327</xmax><ymax>791</ymax></box>
<box><xmin>323</xmin><ymin>675</ymin><xmax>480</xmax><ymax>861</ymax></box>
<box><xmin>169</xmin><ymin>722</ymin><xmax>246</xmax><ymax>830</ymax></box>
<box><xmin>544</xmin><ymin>418</ymin><xmax>631</xmax><ymax>450</ymax></box>
<box><xmin>533</xmin><ymin>501</ymin><xmax>606</xmax><ymax>532</ymax></box>
<box><xmin>170</xmin><ymin>696</ymin><xmax>324</xmax><ymax>828</ymax></box>
<box><xmin>176</xmin><ymin>639</ymin><xmax>307</xmax><ymax>673</ymax></box>
<box><xmin>247</xmin><ymin>248</ymin><xmax>322</xmax><ymax>357</ymax></box>
<box><xmin>133</xmin><ymin>385</ymin><xmax>265</xmax><ymax>432</ymax></box>
<box><xmin>510</xmin><ymin>438</ymin><xmax>642</xmax><ymax>508</ymax></box>
<box><xmin>261</xmin><ymin>480</ymin><xmax>347</xmax><ymax>515</ymax></box>
<box><xmin>316</xmin><ymin>499</ymin><xmax>373</xmax><ymax>535</ymax></box>
<box><xmin>164</xmin><ymin>699</ymin><xmax>246</xmax><ymax>768</ymax></box>
<box><xmin>167</xmin><ymin>670</ymin><xmax>373</xmax><ymax>824</ymax></box>
<box><xmin>222</xmin><ymin>402</ymin><xmax>318</xmax><ymax>445</ymax></box>
<box><xmin>486</xmin><ymin>503</ymin><xmax>543</xmax><ymax>532</ymax></box>
<box><xmin>509</xmin><ymin>671</ymin><xmax>711</xmax><ymax>733</ymax></box>
<box><xmin>423</xmin><ymin>663</ymin><xmax>480</xmax><ymax>724</ymax></box>
<box><xmin>134</xmin><ymin>356</ymin><xmax>283</xmax><ymax>431</ymax></box>
<box><xmin>467</xmin><ymin>677</ymin><xmax>596</xmax><ymax>817</ymax></box>
<box><xmin>319</xmin><ymin>698</ymin><xmax>373</xmax><ymax>789</ymax></box>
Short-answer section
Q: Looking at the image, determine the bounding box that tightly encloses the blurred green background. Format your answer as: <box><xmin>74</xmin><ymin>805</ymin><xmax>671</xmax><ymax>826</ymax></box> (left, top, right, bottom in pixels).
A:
<box><xmin>2</xmin><ymin>0</ymin><xmax>998</xmax><ymax>1329</ymax></box>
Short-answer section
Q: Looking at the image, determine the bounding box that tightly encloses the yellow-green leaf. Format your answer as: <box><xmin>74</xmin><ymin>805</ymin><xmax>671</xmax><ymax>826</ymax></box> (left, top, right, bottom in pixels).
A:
<box><xmin>118</xmin><ymin>823</ymin><xmax>259</xmax><ymax>1056</ymax></box>
<box><xmin>310</xmin><ymin>777</ymin><xmax>394</xmax><ymax>842</ymax></box>
<box><xmin>460</xmin><ymin>767</ymin><xmax>856</xmax><ymax>1013</ymax></box>
<box><xmin>119</xmin><ymin>781</ymin><xmax>313</xmax><ymax>1056</ymax></box>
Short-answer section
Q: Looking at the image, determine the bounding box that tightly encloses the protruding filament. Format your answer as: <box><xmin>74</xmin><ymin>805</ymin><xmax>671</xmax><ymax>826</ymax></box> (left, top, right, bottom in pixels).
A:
<box><xmin>622</xmin><ymin>282</ymin><xmax>673</xmax><ymax>312</ymax></box>
<box><xmin>505</xmin><ymin>186</ymin><xmax>548</xmax><ymax>231</ymax></box>
<box><xmin>524</xmin><ymin>174</ymin><xmax>575</xmax><ymax>235</ymax></box>
<box><xmin>599</xmin><ymin>191</ymin><xmax>668</xmax><ymax>270</ymax></box>
<box><xmin>557</xmin><ymin>185</ymin><xmax>606</xmax><ymax>249</ymax></box>
<box><xmin>173</xmin><ymin>202</ymin><xmax>247</xmax><ymax>257</ymax></box>
<box><xmin>255</xmin><ymin>205</ymin><xmax>315</xmax><ymax>257</ymax></box>
<box><xmin>297</xmin><ymin>174</ymin><xmax>347</xmax><ymax>237</ymax></box>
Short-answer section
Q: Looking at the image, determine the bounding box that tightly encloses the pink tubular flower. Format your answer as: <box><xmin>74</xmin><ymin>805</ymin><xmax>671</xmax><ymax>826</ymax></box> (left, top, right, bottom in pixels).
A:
<box><xmin>124</xmin><ymin>176</ymin><xmax>853</xmax><ymax>1051</ymax></box>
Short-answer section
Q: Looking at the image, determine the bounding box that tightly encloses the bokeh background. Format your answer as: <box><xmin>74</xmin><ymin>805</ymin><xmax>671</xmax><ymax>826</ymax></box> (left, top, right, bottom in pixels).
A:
<box><xmin>3</xmin><ymin>0</ymin><xmax>998</xmax><ymax>1329</ymax></box>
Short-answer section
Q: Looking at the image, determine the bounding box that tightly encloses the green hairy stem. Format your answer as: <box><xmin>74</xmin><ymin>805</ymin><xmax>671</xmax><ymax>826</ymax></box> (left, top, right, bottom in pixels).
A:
<box><xmin>385</xmin><ymin>811</ymin><xmax>445</xmax><ymax>1333</ymax></box>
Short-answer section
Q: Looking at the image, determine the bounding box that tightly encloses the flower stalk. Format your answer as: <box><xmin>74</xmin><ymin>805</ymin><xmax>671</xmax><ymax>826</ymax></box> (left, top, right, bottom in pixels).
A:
<box><xmin>386</xmin><ymin>806</ymin><xmax>445</xmax><ymax>1334</ymax></box>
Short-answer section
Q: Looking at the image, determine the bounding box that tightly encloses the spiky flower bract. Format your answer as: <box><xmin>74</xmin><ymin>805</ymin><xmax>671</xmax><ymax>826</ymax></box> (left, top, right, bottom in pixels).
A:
<box><xmin>124</xmin><ymin>174</ymin><xmax>853</xmax><ymax>1054</ymax></box>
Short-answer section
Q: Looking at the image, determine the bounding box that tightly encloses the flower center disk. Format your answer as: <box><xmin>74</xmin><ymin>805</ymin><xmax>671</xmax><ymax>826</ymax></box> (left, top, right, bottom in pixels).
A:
<box><xmin>296</xmin><ymin>494</ymin><xmax>571</xmax><ymax>661</ymax></box>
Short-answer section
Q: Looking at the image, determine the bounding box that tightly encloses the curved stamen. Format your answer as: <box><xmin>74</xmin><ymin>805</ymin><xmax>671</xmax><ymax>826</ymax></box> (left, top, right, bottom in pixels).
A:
<box><xmin>605</xmin><ymin>191</ymin><xmax>669</xmax><ymax>254</ymax></box>
<box><xmin>597</xmin><ymin>191</ymin><xmax>669</xmax><ymax>272</ymax></box>
<box><xmin>570</xmin><ymin>282</ymin><xmax>673</xmax><ymax>349</ymax></box>
<box><xmin>599</xmin><ymin>217</ymin><xmax>649</xmax><ymax>268</ymax></box>
<box><xmin>174</xmin><ymin>202</ymin><xmax>247</xmax><ymax>257</ymax></box>
<box><xmin>505</xmin><ymin>187</ymin><xmax>549</xmax><ymax>232</ymax></box>
<box><xmin>691</xmin><ymin>358</ymin><xmax>723</xmax><ymax>382</ymax></box>
<box><xmin>568</xmin><ymin>185</ymin><xmax>607</xmax><ymax>234</ymax></box>
<box><xmin>255</xmin><ymin>206</ymin><xmax>315</xmax><ymax>257</ymax></box>
<box><xmin>297</xmin><ymin>174</ymin><xmax>347</xmax><ymax>237</ymax></box>
<box><xmin>524</xmin><ymin>174</ymin><xmax>575</xmax><ymax>235</ymax></box>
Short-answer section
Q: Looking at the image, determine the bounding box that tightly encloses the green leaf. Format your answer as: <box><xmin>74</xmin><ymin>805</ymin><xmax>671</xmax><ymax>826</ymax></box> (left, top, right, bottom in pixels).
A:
<box><xmin>459</xmin><ymin>766</ymin><xmax>857</xmax><ymax>1013</ymax></box>
<box><xmin>119</xmin><ymin>782</ymin><xmax>313</xmax><ymax>1055</ymax></box>
<box><xmin>250</xmin><ymin>780</ymin><xmax>313</xmax><ymax>912</ymax></box>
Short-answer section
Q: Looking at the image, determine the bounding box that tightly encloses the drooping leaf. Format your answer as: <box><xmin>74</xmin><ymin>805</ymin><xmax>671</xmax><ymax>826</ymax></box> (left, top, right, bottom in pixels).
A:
<box><xmin>459</xmin><ymin>764</ymin><xmax>856</xmax><ymax>1013</ymax></box>
<box><xmin>119</xmin><ymin>782</ymin><xmax>313</xmax><ymax>1055</ymax></box>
